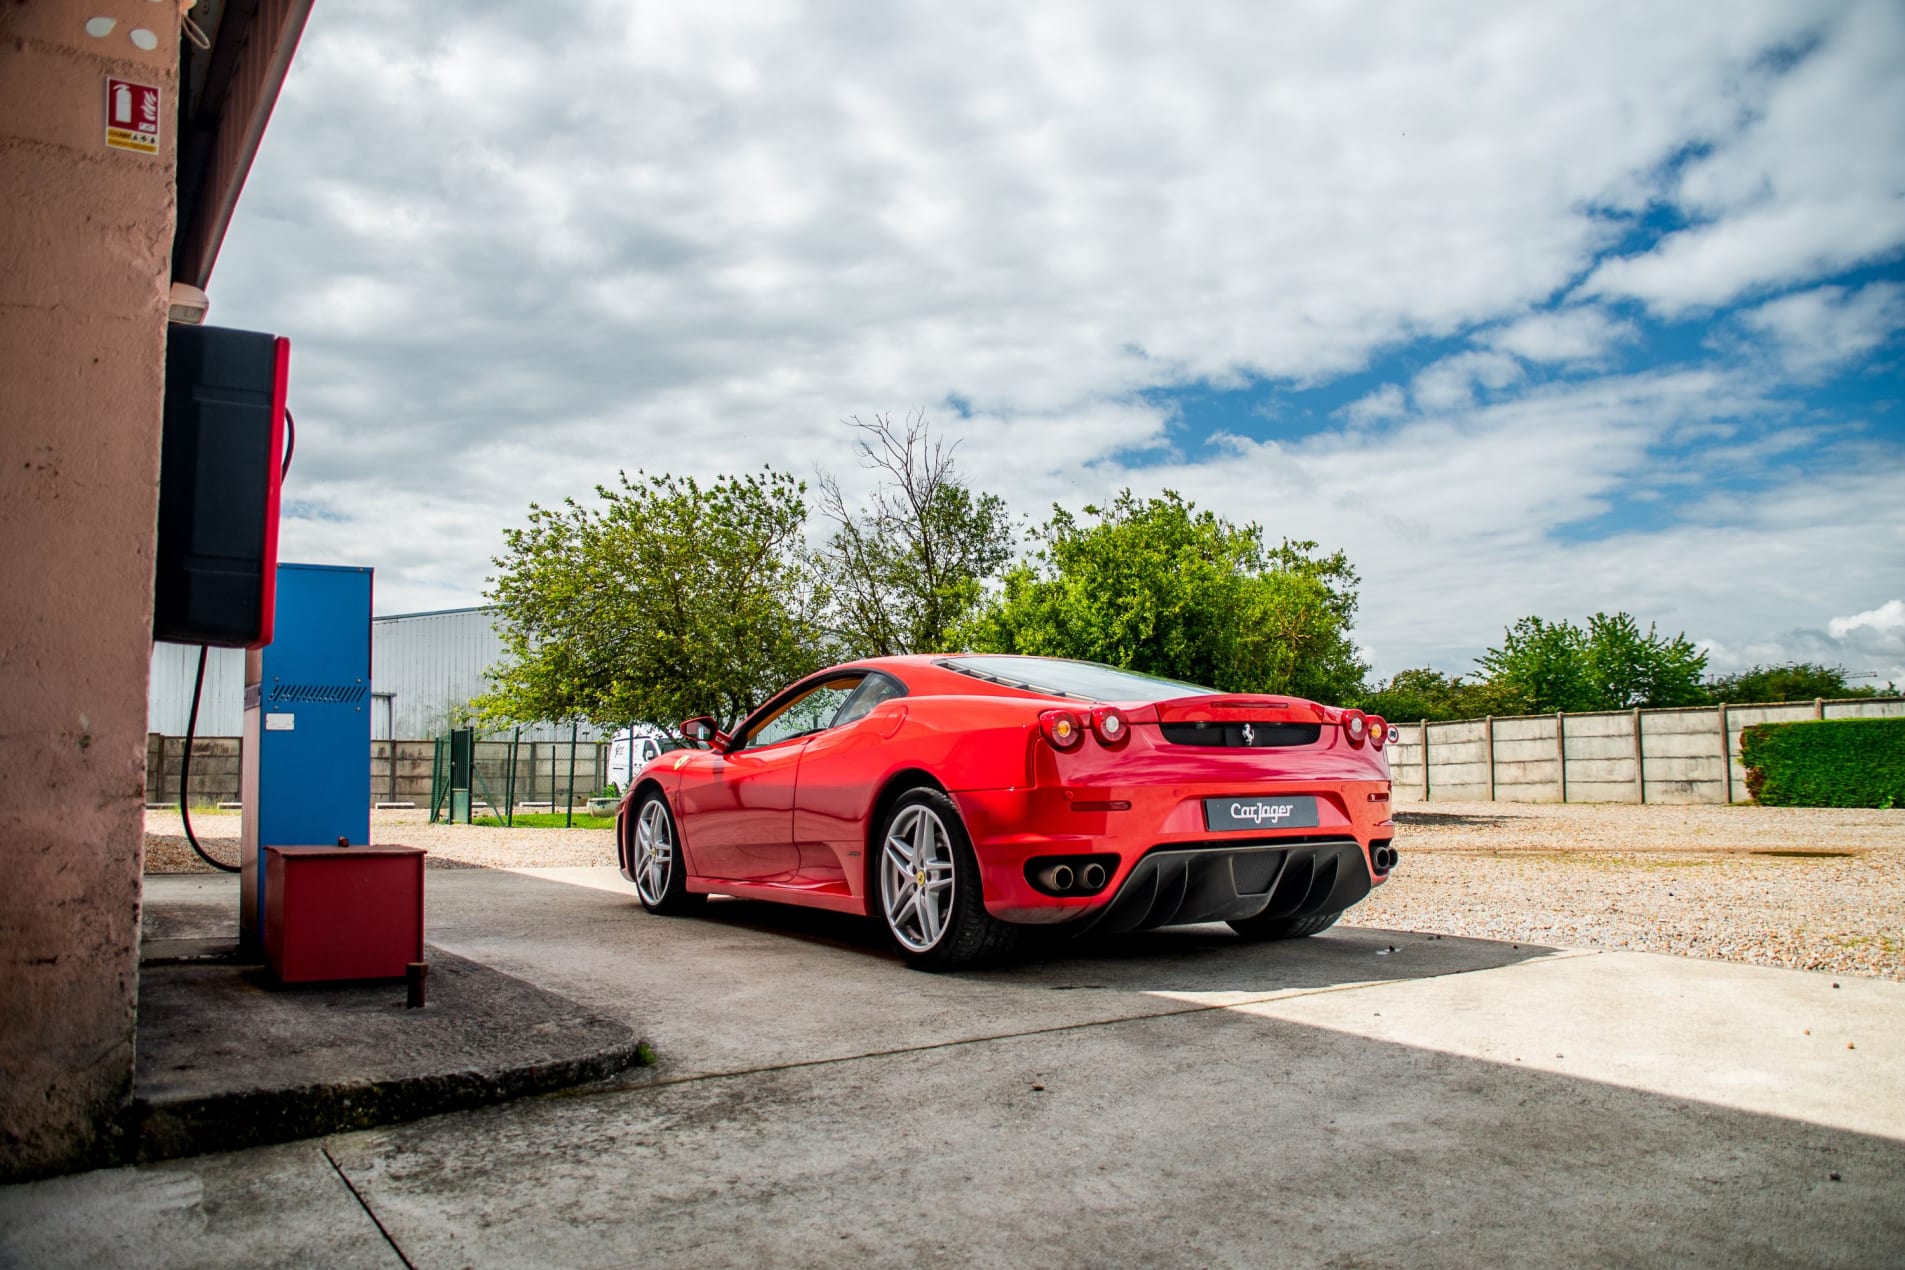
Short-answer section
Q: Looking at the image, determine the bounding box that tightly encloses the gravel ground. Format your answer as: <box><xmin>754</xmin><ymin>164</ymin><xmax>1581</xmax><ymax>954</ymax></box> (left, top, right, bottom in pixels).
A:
<box><xmin>144</xmin><ymin>800</ymin><xmax>1905</xmax><ymax>981</ymax></box>
<box><xmin>1349</xmin><ymin>801</ymin><xmax>1904</xmax><ymax>982</ymax></box>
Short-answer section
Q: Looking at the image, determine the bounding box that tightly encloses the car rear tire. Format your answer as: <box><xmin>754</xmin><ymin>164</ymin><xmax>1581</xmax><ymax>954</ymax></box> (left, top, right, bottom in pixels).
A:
<box><xmin>1226</xmin><ymin>907</ymin><xmax>1343</xmax><ymax>942</ymax></box>
<box><xmin>629</xmin><ymin>792</ymin><xmax>704</xmax><ymax>916</ymax></box>
<box><xmin>875</xmin><ymin>788</ymin><xmax>1019</xmax><ymax>971</ymax></box>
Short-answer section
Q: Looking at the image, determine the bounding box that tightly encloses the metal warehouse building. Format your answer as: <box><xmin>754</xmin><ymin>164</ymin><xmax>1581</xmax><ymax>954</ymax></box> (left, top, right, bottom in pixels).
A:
<box><xmin>148</xmin><ymin>605</ymin><xmax>605</xmax><ymax>742</ymax></box>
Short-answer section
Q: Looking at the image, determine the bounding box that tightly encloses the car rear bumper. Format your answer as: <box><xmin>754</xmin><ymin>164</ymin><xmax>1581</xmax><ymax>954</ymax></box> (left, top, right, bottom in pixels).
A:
<box><xmin>953</xmin><ymin>782</ymin><xmax>1391</xmax><ymax>926</ymax></box>
<box><xmin>1068</xmin><ymin>839</ymin><xmax>1371</xmax><ymax>933</ymax></box>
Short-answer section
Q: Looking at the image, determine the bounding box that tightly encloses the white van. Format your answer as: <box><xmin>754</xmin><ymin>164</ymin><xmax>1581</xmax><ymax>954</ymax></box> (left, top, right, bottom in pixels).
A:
<box><xmin>606</xmin><ymin>728</ymin><xmax>683</xmax><ymax>792</ymax></box>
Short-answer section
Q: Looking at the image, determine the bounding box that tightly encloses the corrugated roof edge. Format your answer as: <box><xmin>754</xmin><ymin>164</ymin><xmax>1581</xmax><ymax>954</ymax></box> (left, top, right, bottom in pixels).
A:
<box><xmin>375</xmin><ymin>605</ymin><xmax>499</xmax><ymax>622</ymax></box>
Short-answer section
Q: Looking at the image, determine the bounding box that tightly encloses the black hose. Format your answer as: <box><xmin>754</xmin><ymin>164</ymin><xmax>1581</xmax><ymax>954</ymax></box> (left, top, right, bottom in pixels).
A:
<box><xmin>179</xmin><ymin>644</ymin><xmax>239</xmax><ymax>872</ymax></box>
<box><xmin>174</xmin><ymin>403</ymin><xmax>290</xmax><ymax>872</ymax></box>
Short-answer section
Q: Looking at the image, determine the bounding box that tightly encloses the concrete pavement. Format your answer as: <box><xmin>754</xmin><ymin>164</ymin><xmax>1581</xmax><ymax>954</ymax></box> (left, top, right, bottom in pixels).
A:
<box><xmin>3</xmin><ymin>866</ymin><xmax>1901</xmax><ymax>1267</ymax></box>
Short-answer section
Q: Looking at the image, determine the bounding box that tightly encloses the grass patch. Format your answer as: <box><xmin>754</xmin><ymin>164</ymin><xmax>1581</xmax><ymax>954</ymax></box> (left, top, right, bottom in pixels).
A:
<box><xmin>471</xmin><ymin>812</ymin><xmax>616</xmax><ymax>830</ymax></box>
<box><xmin>1832</xmin><ymin>934</ymin><xmax>1902</xmax><ymax>955</ymax></box>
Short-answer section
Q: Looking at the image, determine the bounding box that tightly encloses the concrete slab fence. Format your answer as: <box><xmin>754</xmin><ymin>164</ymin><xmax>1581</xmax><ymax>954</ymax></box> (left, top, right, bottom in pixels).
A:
<box><xmin>1384</xmin><ymin>697</ymin><xmax>1905</xmax><ymax>805</ymax></box>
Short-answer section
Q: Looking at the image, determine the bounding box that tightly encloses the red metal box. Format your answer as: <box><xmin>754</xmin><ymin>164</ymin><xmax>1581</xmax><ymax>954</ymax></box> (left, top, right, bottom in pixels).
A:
<box><xmin>263</xmin><ymin>845</ymin><xmax>425</xmax><ymax>983</ymax></box>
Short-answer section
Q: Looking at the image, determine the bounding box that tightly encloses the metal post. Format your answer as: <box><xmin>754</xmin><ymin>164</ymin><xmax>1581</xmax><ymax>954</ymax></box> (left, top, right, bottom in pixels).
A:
<box><xmin>383</xmin><ymin>696</ymin><xmax>398</xmax><ymax>805</ymax></box>
<box><xmin>1719</xmin><ymin>704</ymin><xmax>1733</xmax><ymax>805</ymax></box>
<box><xmin>1633</xmin><ymin>707</ymin><xmax>1646</xmax><ymax>804</ymax></box>
<box><xmin>1483</xmin><ymin>715</ymin><xmax>1496</xmax><ymax>802</ymax></box>
<box><xmin>428</xmin><ymin>734</ymin><xmax>443</xmax><ymax>823</ymax></box>
<box><xmin>1556</xmin><ymin>711</ymin><xmax>1567</xmax><ymax>803</ymax></box>
<box><xmin>1420</xmin><ymin>719</ymin><xmax>1430</xmax><ymax>802</ymax></box>
<box><xmin>565</xmin><ymin>721</ymin><xmax>579</xmax><ymax>828</ymax></box>
<box><xmin>505</xmin><ymin>726</ymin><xmax>520</xmax><ymax>828</ymax></box>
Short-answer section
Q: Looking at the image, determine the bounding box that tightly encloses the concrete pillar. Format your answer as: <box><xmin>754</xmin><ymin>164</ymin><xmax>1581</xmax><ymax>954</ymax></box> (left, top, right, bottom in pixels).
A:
<box><xmin>1555</xmin><ymin>711</ymin><xmax>1567</xmax><ymax>803</ymax></box>
<box><xmin>1632</xmin><ymin>708</ymin><xmax>1646</xmax><ymax>804</ymax></box>
<box><xmin>1483</xmin><ymin>715</ymin><xmax>1496</xmax><ymax>801</ymax></box>
<box><xmin>1419</xmin><ymin>719</ymin><xmax>1430</xmax><ymax>802</ymax></box>
<box><xmin>0</xmin><ymin>0</ymin><xmax>180</xmax><ymax>1179</ymax></box>
<box><xmin>1719</xmin><ymin>704</ymin><xmax>1733</xmax><ymax>805</ymax></box>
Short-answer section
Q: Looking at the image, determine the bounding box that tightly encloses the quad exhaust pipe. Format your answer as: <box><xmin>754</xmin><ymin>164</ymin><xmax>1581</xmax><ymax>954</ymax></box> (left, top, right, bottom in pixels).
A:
<box><xmin>1038</xmin><ymin>863</ymin><xmax>1076</xmax><ymax>892</ymax></box>
<box><xmin>1371</xmin><ymin>844</ymin><xmax>1399</xmax><ymax>873</ymax></box>
<box><xmin>1080</xmin><ymin>862</ymin><xmax>1107</xmax><ymax>890</ymax></box>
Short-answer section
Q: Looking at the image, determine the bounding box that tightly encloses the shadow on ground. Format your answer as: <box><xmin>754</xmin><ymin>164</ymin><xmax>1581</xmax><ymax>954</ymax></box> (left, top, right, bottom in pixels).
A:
<box><xmin>686</xmin><ymin>890</ymin><xmax>1555</xmax><ymax>996</ymax></box>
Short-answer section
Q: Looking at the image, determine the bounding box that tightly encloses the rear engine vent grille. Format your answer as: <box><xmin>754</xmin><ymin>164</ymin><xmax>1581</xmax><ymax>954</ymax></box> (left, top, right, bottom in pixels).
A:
<box><xmin>1160</xmin><ymin>722</ymin><xmax>1320</xmax><ymax>748</ymax></box>
<box><xmin>268</xmin><ymin>683</ymin><xmax>366</xmax><ymax>704</ymax></box>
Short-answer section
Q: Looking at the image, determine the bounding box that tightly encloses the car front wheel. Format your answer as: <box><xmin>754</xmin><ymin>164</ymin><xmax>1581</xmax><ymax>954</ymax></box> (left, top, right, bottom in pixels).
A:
<box><xmin>629</xmin><ymin>792</ymin><xmax>704</xmax><ymax>915</ymax></box>
<box><xmin>876</xmin><ymin>788</ymin><xmax>1018</xmax><ymax>971</ymax></box>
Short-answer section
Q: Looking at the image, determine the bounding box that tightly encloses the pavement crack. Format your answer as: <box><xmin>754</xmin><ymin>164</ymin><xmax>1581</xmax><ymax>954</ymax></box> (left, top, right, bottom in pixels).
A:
<box><xmin>322</xmin><ymin>1144</ymin><xmax>417</xmax><ymax>1270</ymax></box>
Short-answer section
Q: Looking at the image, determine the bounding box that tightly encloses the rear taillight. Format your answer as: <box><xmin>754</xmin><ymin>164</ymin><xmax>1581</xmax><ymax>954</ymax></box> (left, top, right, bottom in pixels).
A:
<box><xmin>1040</xmin><ymin>709</ymin><xmax>1085</xmax><ymax>750</ymax></box>
<box><xmin>1341</xmin><ymin>709</ymin><xmax>1368</xmax><ymax>747</ymax></box>
<box><xmin>1368</xmin><ymin>716</ymin><xmax>1389</xmax><ymax>749</ymax></box>
<box><xmin>1090</xmin><ymin>706</ymin><xmax>1130</xmax><ymax>746</ymax></box>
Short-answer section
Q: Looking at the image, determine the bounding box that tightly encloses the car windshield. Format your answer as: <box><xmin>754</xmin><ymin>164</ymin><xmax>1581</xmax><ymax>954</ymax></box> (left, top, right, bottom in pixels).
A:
<box><xmin>934</xmin><ymin>655</ymin><xmax>1213</xmax><ymax>703</ymax></box>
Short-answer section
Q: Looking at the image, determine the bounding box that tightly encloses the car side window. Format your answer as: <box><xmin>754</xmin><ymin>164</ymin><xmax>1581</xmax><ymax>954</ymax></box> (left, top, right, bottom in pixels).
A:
<box><xmin>830</xmin><ymin>672</ymin><xmax>906</xmax><ymax>729</ymax></box>
<box><xmin>740</xmin><ymin>676</ymin><xmax>863</xmax><ymax>749</ymax></box>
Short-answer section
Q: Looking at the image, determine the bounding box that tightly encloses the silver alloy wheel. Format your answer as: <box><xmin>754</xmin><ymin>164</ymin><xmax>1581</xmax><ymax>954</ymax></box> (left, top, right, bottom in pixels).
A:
<box><xmin>633</xmin><ymin>799</ymin><xmax>674</xmax><ymax>905</ymax></box>
<box><xmin>880</xmin><ymin>803</ymin><xmax>957</xmax><ymax>952</ymax></box>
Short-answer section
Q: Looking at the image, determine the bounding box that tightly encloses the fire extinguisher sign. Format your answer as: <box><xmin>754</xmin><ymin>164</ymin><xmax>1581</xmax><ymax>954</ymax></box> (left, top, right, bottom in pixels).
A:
<box><xmin>105</xmin><ymin>77</ymin><xmax>161</xmax><ymax>155</ymax></box>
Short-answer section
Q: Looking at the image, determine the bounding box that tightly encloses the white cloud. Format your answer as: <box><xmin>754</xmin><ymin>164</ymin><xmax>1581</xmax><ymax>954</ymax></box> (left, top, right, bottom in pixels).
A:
<box><xmin>1699</xmin><ymin>601</ymin><xmax>1905</xmax><ymax>689</ymax></box>
<box><xmin>1485</xmin><ymin>307</ymin><xmax>1637</xmax><ymax>364</ymax></box>
<box><xmin>1736</xmin><ymin>283</ymin><xmax>1905</xmax><ymax>379</ymax></box>
<box><xmin>1410</xmin><ymin>351</ymin><xmax>1523</xmax><ymax>413</ymax></box>
<box><xmin>193</xmin><ymin>0</ymin><xmax>1905</xmax><ymax>685</ymax></box>
<box><xmin>1341</xmin><ymin>384</ymin><xmax>1407</xmax><ymax>426</ymax></box>
<box><xmin>1583</xmin><ymin>1</ymin><xmax>1905</xmax><ymax>314</ymax></box>
<box><xmin>1830</xmin><ymin>600</ymin><xmax>1905</xmax><ymax>640</ymax></box>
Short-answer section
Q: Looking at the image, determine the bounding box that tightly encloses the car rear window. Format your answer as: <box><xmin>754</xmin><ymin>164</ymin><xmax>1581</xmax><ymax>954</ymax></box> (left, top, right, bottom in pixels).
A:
<box><xmin>934</xmin><ymin>655</ymin><xmax>1212</xmax><ymax>703</ymax></box>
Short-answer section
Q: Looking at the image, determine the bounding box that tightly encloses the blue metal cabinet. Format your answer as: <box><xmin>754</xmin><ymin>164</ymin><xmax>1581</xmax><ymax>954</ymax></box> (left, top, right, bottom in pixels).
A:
<box><xmin>240</xmin><ymin>563</ymin><xmax>373</xmax><ymax>948</ymax></box>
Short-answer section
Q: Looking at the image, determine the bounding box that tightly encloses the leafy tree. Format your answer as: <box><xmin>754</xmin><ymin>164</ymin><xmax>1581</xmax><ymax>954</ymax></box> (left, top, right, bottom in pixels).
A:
<box><xmin>961</xmin><ymin>490</ymin><xmax>1367</xmax><ymax>702</ymax></box>
<box><xmin>1356</xmin><ymin>667</ymin><xmax>1521</xmax><ymax>721</ymax></box>
<box><xmin>476</xmin><ymin>469</ymin><xmax>828</xmax><ymax>732</ymax></box>
<box><xmin>1476</xmin><ymin>611</ymin><xmax>1707</xmax><ymax>712</ymax></box>
<box><xmin>1584</xmin><ymin>611</ymin><xmax>1707</xmax><ymax>709</ymax></box>
<box><xmin>817</xmin><ymin>414</ymin><xmax>1014</xmax><ymax>656</ymax></box>
<box><xmin>1475</xmin><ymin>617</ymin><xmax>1595</xmax><ymax>713</ymax></box>
<box><xmin>1706</xmin><ymin>662</ymin><xmax>1882</xmax><ymax>704</ymax></box>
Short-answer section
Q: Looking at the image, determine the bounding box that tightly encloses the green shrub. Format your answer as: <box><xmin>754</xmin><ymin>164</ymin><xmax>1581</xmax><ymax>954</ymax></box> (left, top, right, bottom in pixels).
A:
<box><xmin>1741</xmin><ymin>718</ymin><xmax>1905</xmax><ymax>808</ymax></box>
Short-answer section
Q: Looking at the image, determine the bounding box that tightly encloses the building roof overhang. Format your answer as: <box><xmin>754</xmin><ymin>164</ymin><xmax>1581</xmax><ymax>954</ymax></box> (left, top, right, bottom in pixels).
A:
<box><xmin>172</xmin><ymin>0</ymin><xmax>314</xmax><ymax>289</ymax></box>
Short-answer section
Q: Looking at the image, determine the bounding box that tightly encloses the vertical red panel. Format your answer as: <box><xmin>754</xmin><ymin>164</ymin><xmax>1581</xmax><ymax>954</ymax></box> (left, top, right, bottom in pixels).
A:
<box><xmin>249</xmin><ymin>336</ymin><xmax>289</xmax><ymax>649</ymax></box>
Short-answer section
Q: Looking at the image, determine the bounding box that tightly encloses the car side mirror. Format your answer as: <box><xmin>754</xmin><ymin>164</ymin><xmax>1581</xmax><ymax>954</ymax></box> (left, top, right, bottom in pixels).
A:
<box><xmin>678</xmin><ymin>715</ymin><xmax>730</xmax><ymax>753</ymax></box>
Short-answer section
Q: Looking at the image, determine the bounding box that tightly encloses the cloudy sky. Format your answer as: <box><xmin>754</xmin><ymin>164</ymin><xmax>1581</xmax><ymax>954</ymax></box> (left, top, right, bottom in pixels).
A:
<box><xmin>209</xmin><ymin>0</ymin><xmax>1905</xmax><ymax>686</ymax></box>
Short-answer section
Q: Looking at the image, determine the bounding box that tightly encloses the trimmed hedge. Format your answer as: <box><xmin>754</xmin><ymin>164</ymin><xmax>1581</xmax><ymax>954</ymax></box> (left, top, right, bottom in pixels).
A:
<box><xmin>1741</xmin><ymin>717</ymin><xmax>1905</xmax><ymax>808</ymax></box>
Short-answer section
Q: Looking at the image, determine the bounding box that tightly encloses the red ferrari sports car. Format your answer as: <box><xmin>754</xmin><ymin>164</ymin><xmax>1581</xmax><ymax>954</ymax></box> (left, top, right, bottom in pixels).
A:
<box><xmin>616</xmin><ymin>654</ymin><xmax>1397</xmax><ymax>970</ymax></box>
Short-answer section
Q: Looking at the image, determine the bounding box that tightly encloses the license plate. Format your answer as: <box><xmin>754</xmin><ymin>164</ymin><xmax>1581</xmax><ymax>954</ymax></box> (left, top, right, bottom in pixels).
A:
<box><xmin>1203</xmin><ymin>795</ymin><xmax>1319</xmax><ymax>832</ymax></box>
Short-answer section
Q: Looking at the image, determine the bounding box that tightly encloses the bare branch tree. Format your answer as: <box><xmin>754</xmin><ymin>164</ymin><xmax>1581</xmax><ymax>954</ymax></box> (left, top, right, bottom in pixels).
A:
<box><xmin>817</xmin><ymin>413</ymin><xmax>1013</xmax><ymax>657</ymax></box>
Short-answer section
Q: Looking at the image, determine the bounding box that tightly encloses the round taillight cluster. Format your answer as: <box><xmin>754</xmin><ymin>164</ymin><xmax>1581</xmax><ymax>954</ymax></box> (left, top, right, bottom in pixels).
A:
<box><xmin>1040</xmin><ymin>706</ymin><xmax>1130</xmax><ymax>750</ymax></box>
<box><xmin>1341</xmin><ymin>710</ymin><xmax>1390</xmax><ymax>750</ymax></box>
<box><xmin>1040</xmin><ymin>708</ymin><xmax>1084</xmax><ymax>750</ymax></box>
<box><xmin>1091</xmin><ymin>706</ymin><xmax>1130</xmax><ymax>746</ymax></box>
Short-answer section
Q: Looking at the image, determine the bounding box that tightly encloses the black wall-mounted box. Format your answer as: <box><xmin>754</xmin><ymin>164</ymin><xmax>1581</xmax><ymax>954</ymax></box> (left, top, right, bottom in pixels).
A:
<box><xmin>153</xmin><ymin>324</ymin><xmax>288</xmax><ymax>648</ymax></box>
